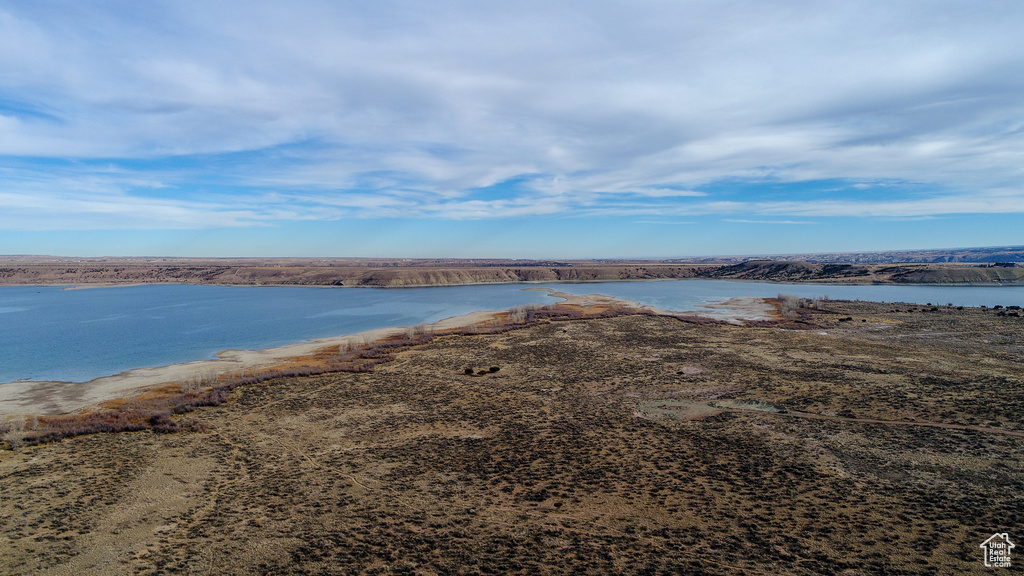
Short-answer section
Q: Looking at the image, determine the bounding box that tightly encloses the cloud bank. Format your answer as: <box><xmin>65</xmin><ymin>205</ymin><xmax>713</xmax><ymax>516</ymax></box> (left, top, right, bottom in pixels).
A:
<box><xmin>1</xmin><ymin>0</ymin><xmax>1023</xmax><ymax>232</ymax></box>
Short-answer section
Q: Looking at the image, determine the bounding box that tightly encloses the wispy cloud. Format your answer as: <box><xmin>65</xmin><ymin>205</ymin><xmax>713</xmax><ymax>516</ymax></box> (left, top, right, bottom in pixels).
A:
<box><xmin>1</xmin><ymin>0</ymin><xmax>1023</xmax><ymax>243</ymax></box>
<box><xmin>634</xmin><ymin>220</ymin><xmax>697</xmax><ymax>225</ymax></box>
<box><xmin>724</xmin><ymin>219</ymin><xmax>816</xmax><ymax>225</ymax></box>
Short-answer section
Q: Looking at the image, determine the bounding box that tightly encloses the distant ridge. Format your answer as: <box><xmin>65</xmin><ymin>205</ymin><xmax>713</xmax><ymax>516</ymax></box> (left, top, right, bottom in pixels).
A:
<box><xmin>2</xmin><ymin>245</ymin><xmax>1023</xmax><ymax>287</ymax></box>
<box><xmin>667</xmin><ymin>245</ymin><xmax>1024</xmax><ymax>264</ymax></box>
<box><xmin>3</xmin><ymin>245</ymin><xmax>1023</xmax><ymax>264</ymax></box>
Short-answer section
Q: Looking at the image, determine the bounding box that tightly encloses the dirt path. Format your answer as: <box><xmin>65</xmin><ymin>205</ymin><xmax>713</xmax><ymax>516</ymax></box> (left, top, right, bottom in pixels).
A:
<box><xmin>727</xmin><ymin>407</ymin><xmax>1024</xmax><ymax>438</ymax></box>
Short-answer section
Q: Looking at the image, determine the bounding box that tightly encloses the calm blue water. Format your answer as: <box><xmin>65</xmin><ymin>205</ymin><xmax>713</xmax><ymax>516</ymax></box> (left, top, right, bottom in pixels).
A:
<box><xmin>1</xmin><ymin>280</ymin><xmax>1022</xmax><ymax>384</ymax></box>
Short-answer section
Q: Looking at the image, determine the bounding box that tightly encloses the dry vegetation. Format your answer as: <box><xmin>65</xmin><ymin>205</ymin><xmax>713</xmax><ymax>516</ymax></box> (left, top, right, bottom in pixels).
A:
<box><xmin>709</xmin><ymin>260</ymin><xmax>1024</xmax><ymax>284</ymax></box>
<box><xmin>1</xmin><ymin>301</ymin><xmax>1022</xmax><ymax>575</ymax></box>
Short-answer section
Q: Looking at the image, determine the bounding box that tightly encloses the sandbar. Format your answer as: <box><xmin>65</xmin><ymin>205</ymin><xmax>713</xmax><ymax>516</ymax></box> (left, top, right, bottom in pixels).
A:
<box><xmin>693</xmin><ymin>297</ymin><xmax>775</xmax><ymax>323</ymax></box>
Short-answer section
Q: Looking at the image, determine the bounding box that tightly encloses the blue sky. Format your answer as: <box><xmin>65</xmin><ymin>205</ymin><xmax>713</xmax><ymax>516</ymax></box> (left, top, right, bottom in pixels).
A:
<box><xmin>1</xmin><ymin>1</ymin><xmax>1023</xmax><ymax>258</ymax></box>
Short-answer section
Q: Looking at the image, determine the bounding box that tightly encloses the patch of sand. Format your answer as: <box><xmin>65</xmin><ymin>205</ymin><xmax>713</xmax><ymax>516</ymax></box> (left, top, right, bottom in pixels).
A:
<box><xmin>692</xmin><ymin>297</ymin><xmax>775</xmax><ymax>323</ymax></box>
<box><xmin>535</xmin><ymin>289</ymin><xmax>774</xmax><ymax>322</ymax></box>
<box><xmin>61</xmin><ymin>283</ymin><xmax>153</xmax><ymax>290</ymax></box>
<box><xmin>533</xmin><ymin>289</ymin><xmax>678</xmax><ymax>315</ymax></box>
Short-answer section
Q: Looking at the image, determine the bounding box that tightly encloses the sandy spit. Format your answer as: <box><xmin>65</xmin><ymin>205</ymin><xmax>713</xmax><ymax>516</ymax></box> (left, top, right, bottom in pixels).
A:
<box><xmin>0</xmin><ymin>293</ymin><xmax>773</xmax><ymax>418</ymax></box>
<box><xmin>693</xmin><ymin>297</ymin><xmax>775</xmax><ymax>323</ymax></box>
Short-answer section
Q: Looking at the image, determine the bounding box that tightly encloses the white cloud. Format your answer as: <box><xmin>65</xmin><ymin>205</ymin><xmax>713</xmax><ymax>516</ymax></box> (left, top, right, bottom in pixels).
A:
<box><xmin>724</xmin><ymin>219</ymin><xmax>815</xmax><ymax>225</ymax></box>
<box><xmin>1</xmin><ymin>0</ymin><xmax>1023</xmax><ymax>228</ymax></box>
<box><xmin>0</xmin><ymin>189</ymin><xmax>266</xmax><ymax>230</ymax></box>
<box><xmin>634</xmin><ymin>220</ymin><xmax>697</xmax><ymax>225</ymax></box>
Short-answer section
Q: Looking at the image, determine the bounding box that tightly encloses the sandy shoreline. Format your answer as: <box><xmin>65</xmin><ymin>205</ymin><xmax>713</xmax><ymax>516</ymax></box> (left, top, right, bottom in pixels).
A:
<box><xmin>0</xmin><ymin>292</ymin><xmax>772</xmax><ymax>418</ymax></box>
<box><xmin>693</xmin><ymin>297</ymin><xmax>775</xmax><ymax>322</ymax></box>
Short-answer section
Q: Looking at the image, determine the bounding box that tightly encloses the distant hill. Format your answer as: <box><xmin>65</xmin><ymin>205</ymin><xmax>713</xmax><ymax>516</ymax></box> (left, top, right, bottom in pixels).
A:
<box><xmin>701</xmin><ymin>260</ymin><xmax>1024</xmax><ymax>284</ymax></box>
<box><xmin>2</xmin><ymin>247</ymin><xmax>1023</xmax><ymax>287</ymax></box>
<box><xmin>810</xmin><ymin>245</ymin><xmax>1024</xmax><ymax>264</ymax></box>
<box><xmin>700</xmin><ymin>260</ymin><xmax>870</xmax><ymax>281</ymax></box>
<box><xmin>671</xmin><ymin>245</ymin><xmax>1024</xmax><ymax>264</ymax></box>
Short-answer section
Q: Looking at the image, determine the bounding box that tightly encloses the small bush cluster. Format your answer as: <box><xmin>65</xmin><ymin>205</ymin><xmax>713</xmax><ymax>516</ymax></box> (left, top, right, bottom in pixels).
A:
<box><xmin>672</xmin><ymin>314</ymin><xmax>729</xmax><ymax>325</ymax></box>
<box><xmin>778</xmin><ymin>293</ymin><xmax>830</xmax><ymax>317</ymax></box>
<box><xmin>5</xmin><ymin>366</ymin><xmax>330</xmax><ymax>448</ymax></box>
<box><xmin>507</xmin><ymin>303</ymin><xmax>545</xmax><ymax>323</ymax></box>
<box><xmin>777</xmin><ymin>293</ymin><xmax>800</xmax><ymax>313</ymax></box>
<box><xmin>461</xmin><ymin>365</ymin><xmax>502</xmax><ymax>376</ymax></box>
<box><xmin>17</xmin><ymin>412</ymin><xmax>152</xmax><ymax>446</ymax></box>
<box><xmin>404</xmin><ymin>323</ymin><xmax>429</xmax><ymax>339</ymax></box>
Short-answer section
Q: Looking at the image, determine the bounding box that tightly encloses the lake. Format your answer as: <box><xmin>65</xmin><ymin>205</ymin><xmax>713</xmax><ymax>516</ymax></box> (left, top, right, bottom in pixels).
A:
<box><xmin>1</xmin><ymin>280</ymin><xmax>1022</xmax><ymax>384</ymax></box>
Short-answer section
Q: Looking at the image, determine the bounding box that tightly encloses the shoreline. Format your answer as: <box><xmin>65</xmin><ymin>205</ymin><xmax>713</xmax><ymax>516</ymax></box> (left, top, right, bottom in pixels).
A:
<box><xmin>0</xmin><ymin>276</ymin><xmax>1022</xmax><ymax>299</ymax></box>
<box><xmin>4</xmin><ymin>277</ymin><xmax>1024</xmax><ymax>291</ymax></box>
<box><xmin>3</xmin><ymin>256</ymin><xmax>1021</xmax><ymax>289</ymax></box>
<box><xmin>0</xmin><ymin>292</ymin><xmax>773</xmax><ymax>418</ymax></box>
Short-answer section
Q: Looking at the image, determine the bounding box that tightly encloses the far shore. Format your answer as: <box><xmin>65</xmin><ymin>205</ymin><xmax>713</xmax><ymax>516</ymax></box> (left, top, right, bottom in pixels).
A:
<box><xmin>10</xmin><ymin>277</ymin><xmax>1024</xmax><ymax>290</ymax></box>
<box><xmin>0</xmin><ymin>293</ymin><xmax>774</xmax><ymax>418</ymax></box>
<box><xmin>0</xmin><ymin>277</ymin><xmax>1018</xmax><ymax>293</ymax></box>
<box><xmin>3</xmin><ymin>256</ymin><xmax>1021</xmax><ymax>288</ymax></box>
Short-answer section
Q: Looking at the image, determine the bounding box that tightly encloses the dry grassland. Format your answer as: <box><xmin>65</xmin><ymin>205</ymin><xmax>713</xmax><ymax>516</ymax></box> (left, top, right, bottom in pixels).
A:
<box><xmin>1</xmin><ymin>302</ymin><xmax>1021</xmax><ymax>575</ymax></box>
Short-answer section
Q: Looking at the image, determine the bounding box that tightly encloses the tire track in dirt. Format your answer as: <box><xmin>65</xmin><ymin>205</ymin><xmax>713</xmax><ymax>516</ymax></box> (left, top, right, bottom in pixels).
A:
<box><xmin>727</xmin><ymin>407</ymin><xmax>1024</xmax><ymax>437</ymax></box>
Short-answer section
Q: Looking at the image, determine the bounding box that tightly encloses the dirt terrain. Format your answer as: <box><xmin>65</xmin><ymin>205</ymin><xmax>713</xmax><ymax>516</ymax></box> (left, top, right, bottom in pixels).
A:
<box><xmin>2</xmin><ymin>256</ymin><xmax>1022</xmax><ymax>287</ymax></box>
<box><xmin>1</xmin><ymin>300</ymin><xmax>1021</xmax><ymax>574</ymax></box>
<box><xmin>673</xmin><ymin>245</ymin><xmax>1024</xmax><ymax>265</ymax></box>
<box><xmin>0</xmin><ymin>258</ymin><xmax>709</xmax><ymax>288</ymax></box>
<box><xmin>702</xmin><ymin>260</ymin><xmax>1024</xmax><ymax>284</ymax></box>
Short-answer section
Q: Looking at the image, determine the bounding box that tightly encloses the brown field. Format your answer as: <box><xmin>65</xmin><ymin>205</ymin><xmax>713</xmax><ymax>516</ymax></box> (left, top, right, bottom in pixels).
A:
<box><xmin>1</xmin><ymin>301</ymin><xmax>1022</xmax><ymax>574</ymax></box>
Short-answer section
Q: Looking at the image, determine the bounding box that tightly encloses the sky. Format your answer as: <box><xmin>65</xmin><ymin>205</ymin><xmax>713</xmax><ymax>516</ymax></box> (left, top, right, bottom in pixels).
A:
<box><xmin>1</xmin><ymin>1</ymin><xmax>1023</xmax><ymax>258</ymax></box>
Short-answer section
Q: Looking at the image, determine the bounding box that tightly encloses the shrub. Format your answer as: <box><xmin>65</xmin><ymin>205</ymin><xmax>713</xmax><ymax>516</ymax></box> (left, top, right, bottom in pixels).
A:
<box><xmin>508</xmin><ymin>303</ymin><xmax>545</xmax><ymax>323</ymax></box>
<box><xmin>181</xmin><ymin>418</ymin><xmax>209</xmax><ymax>432</ymax></box>
<box><xmin>20</xmin><ymin>412</ymin><xmax>148</xmax><ymax>446</ymax></box>
<box><xmin>149</xmin><ymin>412</ymin><xmax>180</xmax><ymax>433</ymax></box>
<box><xmin>777</xmin><ymin>293</ymin><xmax>799</xmax><ymax>318</ymax></box>
<box><xmin>171</xmin><ymin>389</ymin><xmax>229</xmax><ymax>413</ymax></box>
<box><xmin>404</xmin><ymin>323</ymin><xmax>429</xmax><ymax>338</ymax></box>
<box><xmin>798</xmin><ymin>297</ymin><xmax>822</xmax><ymax>310</ymax></box>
